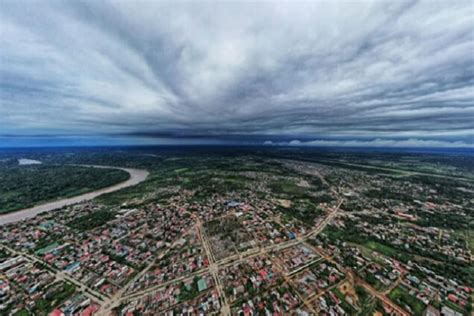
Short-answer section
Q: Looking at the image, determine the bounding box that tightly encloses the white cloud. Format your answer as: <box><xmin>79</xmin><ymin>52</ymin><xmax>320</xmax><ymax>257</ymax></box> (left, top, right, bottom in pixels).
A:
<box><xmin>0</xmin><ymin>0</ymin><xmax>473</xmax><ymax>144</ymax></box>
<box><xmin>269</xmin><ymin>138</ymin><xmax>474</xmax><ymax>148</ymax></box>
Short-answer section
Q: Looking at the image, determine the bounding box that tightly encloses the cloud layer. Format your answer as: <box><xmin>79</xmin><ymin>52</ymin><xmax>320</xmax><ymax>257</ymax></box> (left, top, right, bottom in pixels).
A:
<box><xmin>264</xmin><ymin>138</ymin><xmax>474</xmax><ymax>148</ymax></box>
<box><xmin>1</xmin><ymin>1</ymin><xmax>473</xmax><ymax>147</ymax></box>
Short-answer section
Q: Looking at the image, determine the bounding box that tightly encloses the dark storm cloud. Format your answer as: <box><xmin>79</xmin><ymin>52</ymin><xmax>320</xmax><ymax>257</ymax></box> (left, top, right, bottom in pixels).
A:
<box><xmin>0</xmin><ymin>0</ymin><xmax>473</xmax><ymax>147</ymax></box>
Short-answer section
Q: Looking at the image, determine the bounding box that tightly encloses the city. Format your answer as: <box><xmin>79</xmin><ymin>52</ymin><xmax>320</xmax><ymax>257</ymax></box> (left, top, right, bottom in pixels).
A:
<box><xmin>0</xmin><ymin>149</ymin><xmax>472</xmax><ymax>316</ymax></box>
<box><xmin>1</xmin><ymin>0</ymin><xmax>473</xmax><ymax>315</ymax></box>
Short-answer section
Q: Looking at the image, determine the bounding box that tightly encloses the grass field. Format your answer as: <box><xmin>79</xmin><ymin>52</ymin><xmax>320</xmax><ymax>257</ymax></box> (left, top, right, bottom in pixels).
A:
<box><xmin>364</xmin><ymin>241</ymin><xmax>399</xmax><ymax>258</ymax></box>
<box><xmin>388</xmin><ymin>286</ymin><xmax>426</xmax><ymax>316</ymax></box>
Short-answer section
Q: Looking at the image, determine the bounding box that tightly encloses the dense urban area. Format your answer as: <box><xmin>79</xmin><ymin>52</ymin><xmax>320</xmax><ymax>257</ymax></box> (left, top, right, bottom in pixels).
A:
<box><xmin>0</xmin><ymin>147</ymin><xmax>472</xmax><ymax>316</ymax></box>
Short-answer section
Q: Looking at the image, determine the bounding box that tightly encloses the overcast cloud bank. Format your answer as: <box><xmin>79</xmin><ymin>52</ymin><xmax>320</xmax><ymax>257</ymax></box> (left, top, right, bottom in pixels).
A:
<box><xmin>0</xmin><ymin>1</ymin><xmax>473</xmax><ymax>147</ymax></box>
<box><xmin>264</xmin><ymin>138</ymin><xmax>474</xmax><ymax>148</ymax></box>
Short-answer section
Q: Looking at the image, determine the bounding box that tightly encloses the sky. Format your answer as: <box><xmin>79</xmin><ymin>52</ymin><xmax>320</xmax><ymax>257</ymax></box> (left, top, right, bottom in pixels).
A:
<box><xmin>0</xmin><ymin>0</ymin><xmax>473</xmax><ymax>148</ymax></box>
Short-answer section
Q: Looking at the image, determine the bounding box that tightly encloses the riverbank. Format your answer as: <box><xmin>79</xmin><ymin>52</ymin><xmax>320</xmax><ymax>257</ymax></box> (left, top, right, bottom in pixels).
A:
<box><xmin>0</xmin><ymin>165</ymin><xmax>149</xmax><ymax>225</ymax></box>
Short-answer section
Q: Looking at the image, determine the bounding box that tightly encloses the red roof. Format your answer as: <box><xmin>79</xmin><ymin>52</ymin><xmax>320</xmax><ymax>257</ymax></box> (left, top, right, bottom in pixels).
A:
<box><xmin>243</xmin><ymin>305</ymin><xmax>251</xmax><ymax>316</ymax></box>
<box><xmin>82</xmin><ymin>305</ymin><xmax>98</xmax><ymax>316</ymax></box>
<box><xmin>49</xmin><ymin>309</ymin><xmax>62</xmax><ymax>316</ymax></box>
<box><xmin>448</xmin><ymin>294</ymin><xmax>457</xmax><ymax>302</ymax></box>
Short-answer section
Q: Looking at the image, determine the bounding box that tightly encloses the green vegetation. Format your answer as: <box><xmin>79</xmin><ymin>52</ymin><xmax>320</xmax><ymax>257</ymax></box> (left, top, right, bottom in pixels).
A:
<box><xmin>0</xmin><ymin>248</ymin><xmax>9</xmax><ymax>259</ymax></box>
<box><xmin>421</xmin><ymin>259</ymin><xmax>474</xmax><ymax>291</ymax></box>
<box><xmin>341</xmin><ymin>200</ymin><xmax>364</xmax><ymax>212</ymax></box>
<box><xmin>107</xmin><ymin>252</ymin><xmax>144</xmax><ymax>270</ymax></box>
<box><xmin>332</xmin><ymin>288</ymin><xmax>358</xmax><ymax>315</ymax></box>
<box><xmin>31</xmin><ymin>282</ymin><xmax>76</xmax><ymax>316</ymax></box>
<box><xmin>364</xmin><ymin>241</ymin><xmax>399</xmax><ymax>258</ymax></box>
<box><xmin>33</xmin><ymin>234</ymin><xmax>62</xmax><ymax>252</ymax></box>
<box><xmin>268</xmin><ymin>179</ymin><xmax>308</xmax><ymax>198</ymax></box>
<box><xmin>205</xmin><ymin>217</ymin><xmax>243</xmax><ymax>242</ymax></box>
<box><xmin>374</xmin><ymin>299</ymin><xmax>392</xmax><ymax>316</ymax></box>
<box><xmin>443</xmin><ymin>300</ymin><xmax>470</xmax><ymax>315</ymax></box>
<box><xmin>177</xmin><ymin>277</ymin><xmax>201</xmax><ymax>302</ymax></box>
<box><xmin>276</xmin><ymin>198</ymin><xmax>324</xmax><ymax>226</ymax></box>
<box><xmin>97</xmin><ymin>179</ymin><xmax>155</xmax><ymax>206</ymax></box>
<box><xmin>35</xmin><ymin>241</ymin><xmax>60</xmax><ymax>256</ymax></box>
<box><xmin>360</xmin><ymin>269</ymin><xmax>386</xmax><ymax>291</ymax></box>
<box><xmin>174</xmin><ymin>167</ymin><xmax>189</xmax><ymax>173</ymax></box>
<box><xmin>0</xmin><ymin>165</ymin><xmax>129</xmax><ymax>213</ymax></box>
<box><xmin>409</xmin><ymin>175</ymin><xmax>474</xmax><ymax>202</ymax></box>
<box><xmin>1</xmin><ymin>148</ymin><xmax>473</xmax><ymax>315</ymax></box>
<box><xmin>323</xmin><ymin>225</ymin><xmax>413</xmax><ymax>263</ymax></box>
<box><xmin>191</xmin><ymin>173</ymin><xmax>252</xmax><ymax>199</ymax></box>
<box><xmin>324</xmin><ymin>223</ymin><xmax>474</xmax><ymax>285</ymax></box>
<box><xmin>67</xmin><ymin>209</ymin><xmax>116</xmax><ymax>231</ymax></box>
<box><xmin>462</xmin><ymin>230</ymin><xmax>474</xmax><ymax>253</ymax></box>
<box><xmin>355</xmin><ymin>285</ymin><xmax>376</xmax><ymax>315</ymax></box>
<box><xmin>365</xmin><ymin>188</ymin><xmax>414</xmax><ymax>202</ymax></box>
<box><xmin>313</xmin><ymin>160</ymin><xmax>403</xmax><ymax>176</ymax></box>
<box><xmin>416</xmin><ymin>211</ymin><xmax>471</xmax><ymax>230</ymax></box>
<box><xmin>388</xmin><ymin>286</ymin><xmax>426</xmax><ymax>316</ymax></box>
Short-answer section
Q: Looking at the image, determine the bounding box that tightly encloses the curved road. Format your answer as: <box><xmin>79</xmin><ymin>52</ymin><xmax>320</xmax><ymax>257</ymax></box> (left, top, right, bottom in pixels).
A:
<box><xmin>0</xmin><ymin>165</ymin><xmax>149</xmax><ymax>226</ymax></box>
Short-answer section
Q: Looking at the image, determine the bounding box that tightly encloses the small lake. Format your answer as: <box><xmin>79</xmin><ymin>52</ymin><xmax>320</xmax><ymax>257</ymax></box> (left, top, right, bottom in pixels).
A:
<box><xmin>18</xmin><ymin>158</ymin><xmax>42</xmax><ymax>165</ymax></box>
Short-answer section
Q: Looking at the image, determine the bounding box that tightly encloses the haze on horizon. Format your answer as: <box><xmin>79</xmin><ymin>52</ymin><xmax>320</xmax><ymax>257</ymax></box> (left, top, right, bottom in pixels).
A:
<box><xmin>0</xmin><ymin>0</ymin><xmax>473</xmax><ymax>148</ymax></box>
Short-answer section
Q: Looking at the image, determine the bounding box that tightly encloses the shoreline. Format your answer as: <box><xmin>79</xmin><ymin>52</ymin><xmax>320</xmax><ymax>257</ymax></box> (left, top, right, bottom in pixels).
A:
<box><xmin>0</xmin><ymin>165</ymin><xmax>149</xmax><ymax>226</ymax></box>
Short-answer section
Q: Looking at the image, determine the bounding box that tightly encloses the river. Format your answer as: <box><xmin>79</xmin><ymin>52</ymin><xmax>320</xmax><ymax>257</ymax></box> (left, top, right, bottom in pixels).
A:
<box><xmin>0</xmin><ymin>165</ymin><xmax>149</xmax><ymax>225</ymax></box>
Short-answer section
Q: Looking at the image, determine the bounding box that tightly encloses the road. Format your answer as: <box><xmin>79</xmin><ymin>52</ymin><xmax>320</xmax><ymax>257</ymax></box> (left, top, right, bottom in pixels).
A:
<box><xmin>1</xmin><ymin>164</ymin><xmax>348</xmax><ymax>315</ymax></box>
<box><xmin>196</xmin><ymin>217</ymin><xmax>231</xmax><ymax>316</ymax></box>
<box><xmin>95</xmin><ymin>197</ymin><xmax>343</xmax><ymax>314</ymax></box>
<box><xmin>0</xmin><ymin>165</ymin><xmax>149</xmax><ymax>225</ymax></box>
<box><xmin>1</xmin><ymin>244</ymin><xmax>106</xmax><ymax>303</ymax></box>
<box><xmin>356</xmin><ymin>276</ymin><xmax>409</xmax><ymax>316</ymax></box>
